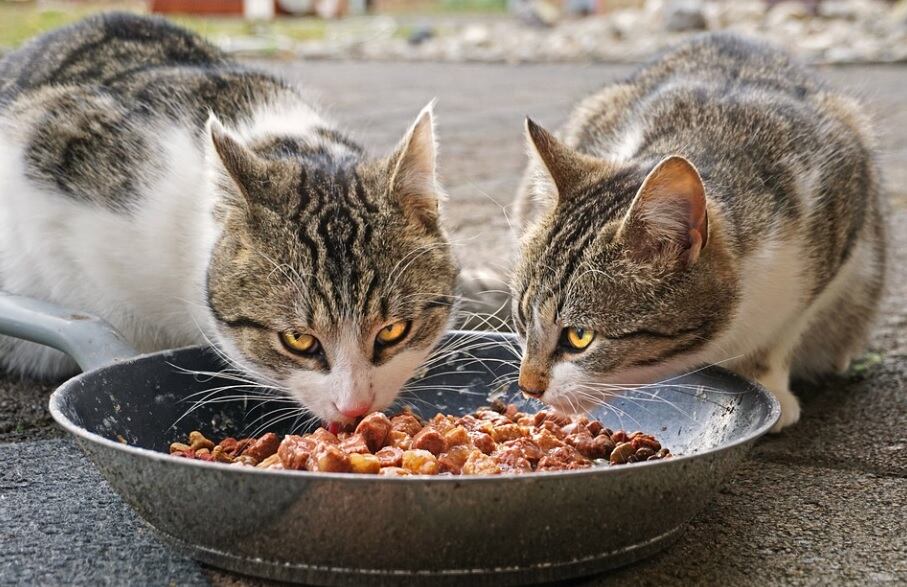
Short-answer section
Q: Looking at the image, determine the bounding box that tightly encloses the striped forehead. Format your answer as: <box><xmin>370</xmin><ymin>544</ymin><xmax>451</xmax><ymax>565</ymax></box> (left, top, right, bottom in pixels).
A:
<box><xmin>517</xmin><ymin>169</ymin><xmax>642</xmax><ymax>326</ymax></box>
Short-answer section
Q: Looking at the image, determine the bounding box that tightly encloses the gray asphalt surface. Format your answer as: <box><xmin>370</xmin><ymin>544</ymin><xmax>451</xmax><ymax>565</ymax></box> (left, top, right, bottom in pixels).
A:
<box><xmin>1</xmin><ymin>61</ymin><xmax>905</xmax><ymax>586</ymax></box>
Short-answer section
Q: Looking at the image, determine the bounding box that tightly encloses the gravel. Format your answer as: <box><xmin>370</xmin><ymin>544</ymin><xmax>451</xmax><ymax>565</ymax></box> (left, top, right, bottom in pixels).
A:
<box><xmin>235</xmin><ymin>0</ymin><xmax>907</xmax><ymax>65</ymax></box>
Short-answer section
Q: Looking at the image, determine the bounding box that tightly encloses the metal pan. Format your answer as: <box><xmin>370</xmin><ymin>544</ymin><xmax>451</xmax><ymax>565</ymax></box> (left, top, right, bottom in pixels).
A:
<box><xmin>0</xmin><ymin>292</ymin><xmax>779</xmax><ymax>585</ymax></box>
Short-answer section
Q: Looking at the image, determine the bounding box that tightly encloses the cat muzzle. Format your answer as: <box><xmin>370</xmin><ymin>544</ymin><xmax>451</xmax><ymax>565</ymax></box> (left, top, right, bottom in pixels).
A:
<box><xmin>518</xmin><ymin>367</ymin><xmax>548</xmax><ymax>398</ymax></box>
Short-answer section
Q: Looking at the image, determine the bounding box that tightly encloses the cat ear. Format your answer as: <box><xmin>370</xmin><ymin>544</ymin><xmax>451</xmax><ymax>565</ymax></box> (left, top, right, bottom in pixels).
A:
<box><xmin>525</xmin><ymin>118</ymin><xmax>605</xmax><ymax>203</ymax></box>
<box><xmin>620</xmin><ymin>156</ymin><xmax>709</xmax><ymax>265</ymax></box>
<box><xmin>206</xmin><ymin>113</ymin><xmax>275</xmax><ymax>208</ymax></box>
<box><xmin>388</xmin><ymin>101</ymin><xmax>442</xmax><ymax>228</ymax></box>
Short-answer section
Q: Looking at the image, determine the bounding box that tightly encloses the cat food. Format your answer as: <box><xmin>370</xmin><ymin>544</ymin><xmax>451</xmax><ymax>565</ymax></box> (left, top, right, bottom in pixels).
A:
<box><xmin>168</xmin><ymin>403</ymin><xmax>671</xmax><ymax>475</ymax></box>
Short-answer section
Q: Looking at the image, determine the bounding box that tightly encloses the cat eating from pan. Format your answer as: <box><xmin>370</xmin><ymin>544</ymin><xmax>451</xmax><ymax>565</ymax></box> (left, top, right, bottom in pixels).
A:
<box><xmin>510</xmin><ymin>34</ymin><xmax>886</xmax><ymax>431</ymax></box>
<box><xmin>0</xmin><ymin>14</ymin><xmax>459</xmax><ymax>425</ymax></box>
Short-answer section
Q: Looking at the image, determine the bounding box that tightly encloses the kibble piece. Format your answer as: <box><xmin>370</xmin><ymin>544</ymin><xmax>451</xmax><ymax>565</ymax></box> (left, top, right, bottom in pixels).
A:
<box><xmin>455</xmin><ymin>414</ymin><xmax>480</xmax><ymax>431</ymax></box>
<box><xmin>391</xmin><ymin>413</ymin><xmax>423</xmax><ymax>436</ymax></box>
<box><xmin>610</xmin><ymin>441</ymin><xmax>635</xmax><ymax>465</ymax></box>
<box><xmin>468</xmin><ymin>431</ymin><xmax>495</xmax><ymax>455</ymax></box>
<box><xmin>491</xmin><ymin>423</ymin><xmax>523</xmax><ymax>443</ymax></box>
<box><xmin>278</xmin><ymin>435</ymin><xmax>316</xmax><ymax>470</ymax></box>
<box><xmin>611</xmin><ymin>430</ymin><xmax>629</xmax><ymax>444</ymax></box>
<box><xmin>349</xmin><ymin>453</ymin><xmax>381</xmax><ymax>474</ymax></box>
<box><xmin>430</xmin><ymin>413</ymin><xmax>457</xmax><ymax>434</ymax></box>
<box><xmin>587</xmin><ymin>421</ymin><xmax>604</xmax><ymax>436</ymax></box>
<box><xmin>339</xmin><ymin>433</ymin><xmax>370</xmax><ymax>455</ymax></box>
<box><xmin>635</xmin><ymin>447</ymin><xmax>655</xmax><ymax>460</ymax></box>
<box><xmin>355</xmin><ymin>412</ymin><xmax>392</xmax><ymax>452</ymax></box>
<box><xmin>188</xmin><ymin>431</ymin><xmax>215</xmax><ymax>451</ymax></box>
<box><xmin>169</xmin><ymin>442</ymin><xmax>191</xmax><ymax>454</ymax></box>
<box><xmin>498</xmin><ymin>455</ymin><xmax>532</xmax><ymax>473</ymax></box>
<box><xmin>550</xmin><ymin>445</ymin><xmax>590</xmax><ymax>466</ymax></box>
<box><xmin>504</xmin><ymin>437</ymin><xmax>544</xmax><ymax>464</ymax></box>
<box><xmin>541</xmin><ymin>420</ymin><xmax>567</xmax><ymax>439</ymax></box>
<box><xmin>375</xmin><ymin>446</ymin><xmax>404</xmax><ymax>468</ymax></box>
<box><xmin>211</xmin><ymin>445</ymin><xmax>234</xmax><ymax>463</ymax></box>
<box><xmin>438</xmin><ymin>445</ymin><xmax>473</xmax><ymax>474</ymax></box>
<box><xmin>443</xmin><ymin>425</ymin><xmax>470</xmax><ymax>448</ymax></box>
<box><xmin>256</xmin><ymin>453</ymin><xmax>281</xmax><ymax>468</ymax></box>
<box><xmin>402</xmin><ymin>449</ymin><xmax>440</xmax><ymax>475</ymax></box>
<box><xmin>565</xmin><ymin>433</ymin><xmax>595</xmax><ymax>458</ymax></box>
<box><xmin>516</xmin><ymin>415</ymin><xmax>536</xmax><ymax>427</ymax></box>
<box><xmin>630</xmin><ymin>433</ymin><xmax>661</xmax><ymax>452</ymax></box>
<box><xmin>411</xmin><ymin>426</ymin><xmax>447</xmax><ymax>456</ymax></box>
<box><xmin>560</xmin><ymin>422</ymin><xmax>586</xmax><ymax>437</ymax></box>
<box><xmin>532</xmin><ymin>428</ymin><xmax>564</xmax><ymax>452</ymax></box>
<box><xmin>387</xmin><ymin>430</ymin><xmax>413</xmax><ymax>450</ymax></box>
<box><xmin>475</xmin><ymin>410</ymin><xmax>510</xmax><ymax>426</ymax></box>
<box><xmin>590</xmin><ymin>434</ymin><xmax>616</xmax><ymax>459</ymax></box>
<box><xmin>461</xmin><ymin>450</ymin><xmax>501</xmax><ymax>475</ymax></box>
<box><xmin>310</xmin><ymin>444</ymin><xmax>351</xmax><ymax>473</ymax></box>
<box><xmin>243</xmin><ymin>432</ymin><xmax>280</xmax><ymax>462</ymax></box>
<box><xmin>378</xmin><ymin>466</ymin><xmax>411</xmax><ymax>477</ymax></box>
<box><xmin>309</xmin><ymin>428</ymin><xmax>340</xmax><ymax>446</ymax></box>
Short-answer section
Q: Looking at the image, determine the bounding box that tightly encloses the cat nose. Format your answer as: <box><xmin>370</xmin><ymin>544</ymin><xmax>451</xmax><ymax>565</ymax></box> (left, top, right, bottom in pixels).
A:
<box><xmin>518</xmin><ymin>365</ymin><xmax>548</xmax><ymax>398</ymax></box>
<box><xmin>336</xmin><ymin>401</ymin><xmax>372</xmax><ymax>418</ymax></box>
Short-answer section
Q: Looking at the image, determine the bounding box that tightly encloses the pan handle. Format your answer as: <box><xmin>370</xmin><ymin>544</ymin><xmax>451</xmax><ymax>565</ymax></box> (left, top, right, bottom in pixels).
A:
<box><xmin>0</xmin><ymin>292</ymin><xmax>138</xmax><ymax>372</ymax></box>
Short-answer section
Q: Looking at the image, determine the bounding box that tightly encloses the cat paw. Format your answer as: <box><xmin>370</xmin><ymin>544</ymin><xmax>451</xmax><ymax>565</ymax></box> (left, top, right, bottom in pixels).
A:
<box><xmin>769</xmin><ymin>387</ymin><xmax>801</xmax><ymax>433</ymax></box>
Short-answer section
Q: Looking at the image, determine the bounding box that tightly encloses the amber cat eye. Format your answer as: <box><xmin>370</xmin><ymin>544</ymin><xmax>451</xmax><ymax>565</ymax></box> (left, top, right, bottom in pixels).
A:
<box><xmin>562</xmin><ymin>327</ymin><xmax>595</xmax><ymax>351</ymax></box>
<box><xmin>376</xmin><ymin>320</ymin><xmax>410</xmax><ymax>346</ymax></box>
<box><xmin>280</xmin><ymin>330</ymin><xmax>320</xmax><ymax>355</ymax></box>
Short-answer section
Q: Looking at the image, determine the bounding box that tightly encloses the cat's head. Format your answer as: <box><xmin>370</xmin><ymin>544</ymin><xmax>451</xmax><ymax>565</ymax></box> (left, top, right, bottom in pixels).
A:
<box><xmin>203</xmin><ymin>104</ymin><xmax>458</xmax><ymax>424</ymax></box>
<box><xmin>511</xmin><ymin>119</ymin><xmax>737</xmax><ymax>413</ymax></box>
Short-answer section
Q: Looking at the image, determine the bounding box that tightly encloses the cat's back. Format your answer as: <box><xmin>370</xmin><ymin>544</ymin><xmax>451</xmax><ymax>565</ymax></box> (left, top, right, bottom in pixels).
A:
<box><xmin>0</xmin><ymin>13</ymin><xmax>292</xmax><ymax>125</ymax></box>
<box><xmin>572</xmin><ymin>33</ymin><xmax>834</xmax><ymax>163</ymax></box>
<box><xmin>632</xmin><ymin>32</ymin><xmax>820</xmax><ymax>98</ymax></box>
<box><xmin>0</xmin><ymin>13</ymin><xmax>225</xmax><ymax>104</ymax></box>
<box><xmin>0</xmin><ymin>14</ymin><xmax>304</xmax><ymax>212</ymax></box>
<box><xmin>570</xmin><ymin>34</ymin><xmax>879</xmax><ymax>253</ymax></box>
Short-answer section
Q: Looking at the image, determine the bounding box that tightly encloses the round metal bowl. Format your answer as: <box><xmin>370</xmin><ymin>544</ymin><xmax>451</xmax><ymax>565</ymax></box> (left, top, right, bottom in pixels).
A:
<box><xmin>1</xmin><ymin>293</ymin><xmax>779</xmax><ymax>585</ymax></box>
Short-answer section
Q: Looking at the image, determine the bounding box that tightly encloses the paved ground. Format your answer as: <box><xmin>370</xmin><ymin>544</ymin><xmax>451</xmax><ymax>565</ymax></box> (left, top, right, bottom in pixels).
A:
<box><xmin>1</xmin><ymin>61</ymin><xmax>905</xmax><ymax>586</ymax></box>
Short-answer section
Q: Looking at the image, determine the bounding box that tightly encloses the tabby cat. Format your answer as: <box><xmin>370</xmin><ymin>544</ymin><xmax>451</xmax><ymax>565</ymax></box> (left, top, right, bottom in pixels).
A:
<box><xmin>511</xmin><ymin>34</ymin><xmax>886</xmax><ymax>431</ymax></box>
<box><xmin>0</xmin><ymin>14</ymin><xmax>459</xmax><ymax>424</ymax></box>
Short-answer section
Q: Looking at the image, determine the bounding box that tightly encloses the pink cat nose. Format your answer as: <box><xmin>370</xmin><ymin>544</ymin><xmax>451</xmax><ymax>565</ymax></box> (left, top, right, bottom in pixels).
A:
<box><xmin>336</xmin><ymin>401</ymin><xmax>372</xmax><ymax>418</ymax></box>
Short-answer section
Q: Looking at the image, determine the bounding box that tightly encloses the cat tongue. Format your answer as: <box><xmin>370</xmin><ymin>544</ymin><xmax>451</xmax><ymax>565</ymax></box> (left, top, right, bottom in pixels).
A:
<box><xmin>327</xmin><ymin>422</ymin><xmax>344</xmax><ymax>435</ymax></box>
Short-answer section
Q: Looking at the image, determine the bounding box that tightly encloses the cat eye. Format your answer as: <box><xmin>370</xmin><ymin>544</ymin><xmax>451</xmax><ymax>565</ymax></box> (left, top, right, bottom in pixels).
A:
<box><xmin>561</xmin><ymin>327</ymin><xmax>595</xmax><ymax>351</ymax></box>
<box><xmin>280</xmin><ymin>330</ymin><xmax>320</xmax><ymax>355</ymax></box>
<box><xmin>376</xmin><ymin>320</ymin><xmax>411</xmax><ymax>346</ymax></box>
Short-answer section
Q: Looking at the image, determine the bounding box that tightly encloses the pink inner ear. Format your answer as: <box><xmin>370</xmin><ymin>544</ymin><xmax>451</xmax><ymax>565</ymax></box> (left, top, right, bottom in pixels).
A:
<box><xmin>629</xmin><ymin>156</ymin><xmax>709</xmax><ymax>262</ymax></box>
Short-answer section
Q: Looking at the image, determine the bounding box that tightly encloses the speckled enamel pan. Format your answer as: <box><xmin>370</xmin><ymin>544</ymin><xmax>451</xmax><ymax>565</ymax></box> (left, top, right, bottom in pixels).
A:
<box><xmin>0</xmin><ymin>292</ymin><xmax>778</xmax><ymax>585</ymax></box>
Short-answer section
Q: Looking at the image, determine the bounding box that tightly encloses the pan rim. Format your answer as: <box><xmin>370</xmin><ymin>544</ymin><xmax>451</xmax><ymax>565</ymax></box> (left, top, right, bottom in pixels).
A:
<box><xmin>48</xmin><ymin>338</ymin><xmax>781</xmax><ymax>484</ymax></box>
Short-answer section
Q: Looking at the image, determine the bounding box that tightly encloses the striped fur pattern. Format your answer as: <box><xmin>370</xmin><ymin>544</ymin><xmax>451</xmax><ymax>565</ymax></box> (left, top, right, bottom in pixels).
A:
<box><xmin>0</xmin><ymin>14</ymin><xmax>458</xmax><ymax>424</ymax></box>
<box><xmin>512</xmin><ymin>34</ymin><xmax>886</xmax><ymax>430</ymax></box>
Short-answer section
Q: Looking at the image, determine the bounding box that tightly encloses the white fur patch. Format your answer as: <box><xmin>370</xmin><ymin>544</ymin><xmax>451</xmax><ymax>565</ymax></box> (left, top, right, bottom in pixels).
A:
<box><xmin>0</xmin><ymin>121</ymin><xmax>215</xmax><ymax>375</ymax></box>
<box><xmin>610</xmin><ymin>125</ymin><xmax>643</xmax><ymax>163</ymax></box>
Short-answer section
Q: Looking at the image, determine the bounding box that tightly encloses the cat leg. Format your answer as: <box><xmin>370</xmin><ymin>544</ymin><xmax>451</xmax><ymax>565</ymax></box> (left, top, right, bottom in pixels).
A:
<box><xmin>733</xmin><ymin>351</ymin><xmax>800</xmax><ymax>432</ymax></box>
<box><xmin>759</xmin><ymin>359</ymin><xmax>801</xmax><ymax>433</ymax></box>
<box><xmin>0</xmin><ymin>335</ymin><xmax>79</xmax><ymax>380</ymax></box>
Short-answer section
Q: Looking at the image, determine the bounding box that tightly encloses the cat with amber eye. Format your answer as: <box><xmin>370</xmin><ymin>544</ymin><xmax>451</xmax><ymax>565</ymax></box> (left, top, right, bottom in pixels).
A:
<box><xmin>561</xmin><ymin>327</ymin><xmax>594</xmax><ymax>352</ymax></box>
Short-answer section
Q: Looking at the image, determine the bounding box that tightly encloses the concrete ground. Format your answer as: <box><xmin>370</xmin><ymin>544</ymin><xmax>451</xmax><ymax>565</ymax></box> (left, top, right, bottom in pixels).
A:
<box><xmin>1</xmin><ymin>61</ymin><xmax>905</xmax><ymax>586</ymax></box>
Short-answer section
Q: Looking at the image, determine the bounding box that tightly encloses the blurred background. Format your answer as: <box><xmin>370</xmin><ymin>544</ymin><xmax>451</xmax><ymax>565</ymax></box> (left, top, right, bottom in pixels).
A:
<box><xmin>1</xmin><ymin>0</ymin><xmax>905</xmax><ymax>64</ymax></box>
